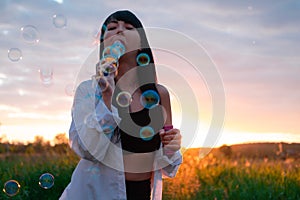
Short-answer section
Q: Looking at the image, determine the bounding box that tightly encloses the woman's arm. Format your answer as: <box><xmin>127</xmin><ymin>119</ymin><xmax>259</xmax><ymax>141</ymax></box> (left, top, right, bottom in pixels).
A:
<box><xmin>69</xmin><ymin>80</ymin><xmax>121</xmax><ymax>162</ymax></box>
<box><xmin>156</xmin><ymin>84</ymin><xmax>183</xmax><ymax>178</ymax></box>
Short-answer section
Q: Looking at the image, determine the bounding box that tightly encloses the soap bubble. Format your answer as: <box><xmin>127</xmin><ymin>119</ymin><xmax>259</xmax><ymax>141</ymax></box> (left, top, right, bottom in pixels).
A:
<box><xmin>65</xmin><ymin>83</ymin><xmax>75</xmax><ymax>96</ymax></box>
<box><xmin>139</xmin><ymin>126</ymin><xmax>155</xmax><ymax>141</ymax></box>
<box><xmin>97</xmin><ymin>76</ymin><xmax>109</xmax><ymax>92</ymax></box>
<box><xmin>39</xmin><ymin>173</ymin><xmax>55</xmax><ymax>189</ymax></box>
<box><xmin>39</xmin><ymin>66</ymin><xmax>53</xmax><ymax>86</ymax></box>
<box><xmin>98</xmin><ymin>56</ymin><xmax>118</xmax><ymax>76</ymax></box>
<box><xmin>110</xmin><ymin>46</ymin><xmax>122</xmax><ymax>59</ymax></box>
<box><xmin>102</xmin><ymin>125</ymin><xmax>114</xmax><ymax>135</ymax></box>
<box><xmin>3</xmin><ymin>180</ymin><xmax>20</xmax><ymax>197</ymax></box>
<box><xmin>111</xmin><ymin>41</ymin><xmax>125</xmax><ymax>58</ymax></box>
<box><xmin>87</xmin><ymin>166</ymin><xmax>100</xmax><ymax>174</ymax></box>
<box><xmin>102</xmin><ymin>41</ymin><xmax>125</xmax><ymax>59</ymax></box>
<box><xmin>136</xmin><ymin>53</ymin><xmax>150</xmax><ymax>66</ymax></box>
<box><xmin>102</xmin><ymin>46</ymin><xmax>112</xmax><ymax>58</ymax></box>
<box><xmin>140</xmin><ymin>90</ymin><xmax>160</xmax><ymax>109</ymax></box>
<box><xmin>116</xmin><ymin>91</ymin><xmax>132</xmax><ymax>107</ymax></box>
<box><xmin>52</xmin><ymin>14</ymin><xmax>67</xmax><ymax>28</ymax></box>
<box><xmin>20</xmin><ymin>25</ymin><xmax>40</xmax><ymax>44</ymax></box>
<box><xmin>8</xmin><ymin>48</ymin><xmax>22</xmax><ymax>62</ymax></box>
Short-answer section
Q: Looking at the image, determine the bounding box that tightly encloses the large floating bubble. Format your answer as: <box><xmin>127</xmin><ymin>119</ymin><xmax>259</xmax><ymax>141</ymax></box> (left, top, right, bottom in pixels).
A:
<box><xmin>3</xmin><ymin>180</ymin><xmax>21</xmax><ymax>197</ymax></box>
<box><xmin>20</xmin><ymin>25</ymin><xmax>40</xmax><ymax>44</ymax></box>
<box><xmin>39</xmin><ymin>173</ymin><xmax>55</xmax><ymax>189</ymax></box>
<box><xmin>8</xmin><ymin>48</ymin><xmax>22</xmax><ymax>62</ymax></box>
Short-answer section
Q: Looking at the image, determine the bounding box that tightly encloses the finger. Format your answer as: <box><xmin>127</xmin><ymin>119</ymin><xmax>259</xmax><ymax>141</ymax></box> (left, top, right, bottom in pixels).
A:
<box><xmin>162</xmin><ymin>138</ymin><xmax>179</xmax><ymax>146</ymax></box>
<box><xmin>163</xmin><ymin>134</ymin><xmax>181</xmax><ymax>145</ymax></box>
<box><xmin>159</xmin><ymin>129</ymin><xmax>166</xmax><ymax>139</ymax></box>
<box><xmin>98</xmin><ymin>77</ymin><xmax>109</xmax><ymax>92</ymax></box>
<box><xmin>164</xmin><ymin>128</ymin><xmax>180</xmax><ymax>135</ymax></box>
<box><xmin>163</xmin><ymin>135</ymin><xmax>175</xmax><ymax>141</ymax></box>
<box><xmin>164</xmin><ymin>143</ymin><xmax>180</xmax><ymax>152</ymax></box>
<box><xmin>106</xmin><ymin>72</ymin><xmax>116</xmax><ymax>86</ymax></box>
<box><xmin>159</xmin><ymin>129</ymin><xmax>165</xmax><ymax>134</ymax></box>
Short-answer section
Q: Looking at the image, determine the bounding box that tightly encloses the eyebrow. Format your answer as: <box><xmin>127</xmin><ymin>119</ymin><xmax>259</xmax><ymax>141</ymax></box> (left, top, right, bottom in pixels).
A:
<box><xmin>107</xmin><ymin>20</ymin><xmax>133</xmax><ymax>26</ymax></box>
<box><xmin>108</xmin><ymin>20</ymin><xmax>118</xmax><ymax>24</ymax></box>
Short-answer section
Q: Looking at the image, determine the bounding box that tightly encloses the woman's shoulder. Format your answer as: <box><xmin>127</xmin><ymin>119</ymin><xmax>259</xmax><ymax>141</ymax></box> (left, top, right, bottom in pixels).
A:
<box><xmin>156</xmin><ymin>84</ymin><xmax>170</xmax><ymax>98</ymax></box>
<box><xmin>156</xmin><ymin>84</ymin><xmax>172</xmax><ymax>124</ymax></box>
<box><xmin>76</xmin><ymin>79</ymin><xmax>96</xmax><ymax>90</ymax></box>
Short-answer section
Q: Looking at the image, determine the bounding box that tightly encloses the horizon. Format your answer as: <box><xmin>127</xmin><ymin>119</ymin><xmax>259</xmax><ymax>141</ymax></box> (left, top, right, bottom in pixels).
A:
<box><xmin>1</xmin><ymin>129</ymin><xmax>300</xmax><ymax>148</ymax></box>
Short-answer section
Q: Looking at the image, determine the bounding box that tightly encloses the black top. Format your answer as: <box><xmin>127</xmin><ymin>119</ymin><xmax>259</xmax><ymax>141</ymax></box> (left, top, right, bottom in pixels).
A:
<box><xmin>119</xmin><ymin>108</ymin><xmax>162</xmax><ymax>153</ymax></box>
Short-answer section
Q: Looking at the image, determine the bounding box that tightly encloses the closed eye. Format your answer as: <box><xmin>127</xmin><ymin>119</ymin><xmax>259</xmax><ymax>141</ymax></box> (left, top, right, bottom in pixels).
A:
<box><xmin>125</xmin><ymin>24</ymin><xmax>135</xmax><ymax>30</ymax></box>
<box><xmin>107</xmin><ymin>21</ymin><xmax>118</xmax><ymax>31</ymax></box>
<box><xmin>107</xmin><ymin>25</ymin><xmax>117</xmax><ymax>31</ymax></box>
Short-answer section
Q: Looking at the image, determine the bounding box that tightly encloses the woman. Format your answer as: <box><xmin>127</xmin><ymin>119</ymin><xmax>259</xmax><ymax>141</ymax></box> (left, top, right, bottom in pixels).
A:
<box><xmin>60</xmin><ymin>10</ymin><xmax>182</xmax><ymax>200</ymax></box>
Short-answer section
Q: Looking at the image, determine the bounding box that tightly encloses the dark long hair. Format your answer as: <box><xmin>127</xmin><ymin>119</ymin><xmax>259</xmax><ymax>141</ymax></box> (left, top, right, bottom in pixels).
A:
<box><xmin>98</xmin><ymin>10</ymin><xmax>158</xmax><ymax>93</ymax></box>
<box><xmin>99</xmin><ymin>10</ymin><xmax>164</xmax><ymax>144</ymax></box>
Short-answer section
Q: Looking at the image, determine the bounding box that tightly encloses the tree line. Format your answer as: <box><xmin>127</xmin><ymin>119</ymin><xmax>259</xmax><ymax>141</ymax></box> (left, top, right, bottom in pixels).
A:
<box><xmin>0</xmin><ymin>133</ymin><xmax>72</xmax><ymax>154</ymax></box>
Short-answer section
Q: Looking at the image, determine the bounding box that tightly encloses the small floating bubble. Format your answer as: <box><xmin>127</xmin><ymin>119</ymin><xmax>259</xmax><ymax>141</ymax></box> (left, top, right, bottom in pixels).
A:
<box><xmin>64</xmin><ymin>83</ymin><xmax>74</xmax><ymax>96</ymax></box>
<box><xmin>99</xmin><ymin>56</ymin><xmax>118</xmax><ymax>76</ymax></box>
<box><xmin>136</xmin><ymin>53</ymin><xmax>150</xmax><ymax>66</ymax></box>
<box><xmin>111</xmin><ymin>41</ymin><xmax>125</xmax><ymax>58</ymax></box>
<box><xmin>140</xmin><ymin>126</ymin><xmax>155</xmax><ymax>141</ymax></box>
<box><xmin>39</xmin><ymin>173</ymin><xmax>55</xmax><ymax>189</ymax></box>
<box><xmin>140</xmin><ymin>90</ymin><xmax>160</xmax><ymax>109</ymax></box>
<box><xmin>8</xmin><ymin>48</ymin><xmax>22</xmax><ymax>62</ymax></box>
<box><xmin>3</xmin><ymin>180</ymin><xmax>21</xmax><ymax>197</ymax></box>
<box><xmin>39</xmin><ymin>66</ymin><xmax>53</xmax><ymax>86</ymax></box>
<box><xmin>102</xmin><ymin>46</ymin><xmax>112</xmax><ymax>58</ymax></box>
<box><xmin>52</xmin><ymin>14</ymin><xmax>67</xmax><ymax>28</ymax></box>
<box><xmin>20</xmin><ymin>25</ymin><xmax>40</xmax><ymax>44</ymax></box>
<box><xmin>116</xmin><ymin>91</ymin><xmax>132</xmax><ymax>107</ymax></box>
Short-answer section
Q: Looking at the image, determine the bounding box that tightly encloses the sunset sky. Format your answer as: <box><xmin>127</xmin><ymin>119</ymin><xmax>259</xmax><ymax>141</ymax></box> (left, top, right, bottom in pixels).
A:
<box><xmin>0</xmin><ymin>0</ymin><xmax>299</xmax><ymax>148</ymax></box>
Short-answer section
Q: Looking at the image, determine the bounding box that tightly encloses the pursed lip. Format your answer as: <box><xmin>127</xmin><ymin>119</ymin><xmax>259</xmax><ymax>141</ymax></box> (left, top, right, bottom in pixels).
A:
<box><xmin>111</xmin><ymin>36</ymin><xmax>126</xmax><ymax>45</ymax></box>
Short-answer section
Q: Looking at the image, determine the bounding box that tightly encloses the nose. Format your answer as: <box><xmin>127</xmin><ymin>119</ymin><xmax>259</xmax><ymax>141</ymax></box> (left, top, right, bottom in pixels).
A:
<box><xmin>116</xmin><ymin>24</ymin><xmax>125</xmax><ymax>34</ymax></box>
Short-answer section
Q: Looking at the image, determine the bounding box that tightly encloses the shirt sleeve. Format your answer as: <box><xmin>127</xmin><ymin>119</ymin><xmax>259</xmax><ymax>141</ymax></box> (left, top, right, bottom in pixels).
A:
<box><xmin>69</xmin><ymin>81</ymin><xmax>121</xmax><ymax>162</ymax></box>
<box><xmin>154</xmin><ymin>148</ymin><xmax>183</xmax><ymax>178</ymax></box>
<box><xmin>161</xmin><ymin>150</ymin><xmax>183</xmax><ymax>178</ymax></box>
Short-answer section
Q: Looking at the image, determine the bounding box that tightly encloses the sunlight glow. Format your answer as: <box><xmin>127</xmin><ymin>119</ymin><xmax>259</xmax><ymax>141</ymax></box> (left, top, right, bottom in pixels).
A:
<box><xmin>53</xmin><ymin>0</ymin><xmax>63</xmax><ymax>4</ymax></box>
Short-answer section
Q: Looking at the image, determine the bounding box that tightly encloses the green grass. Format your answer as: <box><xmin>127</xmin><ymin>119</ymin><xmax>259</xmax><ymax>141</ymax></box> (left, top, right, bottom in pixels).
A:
<box><xmin>1</xmin><ymin>150</ymin><xmax>300</xmax><ymax>199</ymax></box>
<box><xmin>194</xmin><ymin>162</ymin><xmax>300</xmax><ymax>200</ymax></box>
<box><xmin>0</xmin><ymin>153</ymin><xmax>79</xmax><ymax>200</ymax></box>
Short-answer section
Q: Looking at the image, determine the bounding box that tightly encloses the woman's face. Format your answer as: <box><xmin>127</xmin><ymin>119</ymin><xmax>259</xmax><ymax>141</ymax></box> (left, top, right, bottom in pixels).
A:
<box><xmin>103</xmin><ymin>20</ymin><xmax>141</xmax><ymax>54</ymax></box>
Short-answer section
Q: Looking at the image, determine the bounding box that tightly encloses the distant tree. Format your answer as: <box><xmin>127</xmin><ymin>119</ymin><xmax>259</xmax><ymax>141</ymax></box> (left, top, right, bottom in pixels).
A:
<box><xmin>53</xmin><ymin>133</ymin><xmax>68</xmax><ymax>145</ymax></box>
<box><xmin>219</xmin><ymin>145</ymin><xmax>232</xmax><ymax>158</ymax></box>
<box><xmin>53</xmin><ymin>133</ymin><xmax>70</xmax><ymax>154</ymax></box>
<box><xmin>25</xmin><ymin>143</ymin><xmax>35</xmax><ymax>154</ymax></box>
<box><xmin>33</xmin><ymin>135</ymin><xmax>46</xmax><ymax>153</ymax></box>
<box><xmin>0</xmin><ymin>135</ymin><xmax>6</xmax><ymax>153</ymax></box>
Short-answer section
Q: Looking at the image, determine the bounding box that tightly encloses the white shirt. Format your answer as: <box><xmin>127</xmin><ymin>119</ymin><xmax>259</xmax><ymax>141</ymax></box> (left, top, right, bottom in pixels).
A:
<box><xmin>59</xmin><ymin>80</ymin><xmax>182</xmax><ymax>200</ymax></box>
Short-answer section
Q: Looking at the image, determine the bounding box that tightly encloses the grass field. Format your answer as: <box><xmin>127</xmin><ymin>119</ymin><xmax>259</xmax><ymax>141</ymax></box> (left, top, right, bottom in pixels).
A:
<box><xmin>1</xmin><ymin>144</ymin><xmax>300</xmax><ymax>199</ymax></box>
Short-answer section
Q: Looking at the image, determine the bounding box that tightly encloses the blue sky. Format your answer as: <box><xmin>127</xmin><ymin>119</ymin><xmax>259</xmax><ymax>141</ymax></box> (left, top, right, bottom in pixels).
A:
<box><xmin>0</xmin><ymin>0</ymin><xmax>299</xmax><ymax>147</ymax></box>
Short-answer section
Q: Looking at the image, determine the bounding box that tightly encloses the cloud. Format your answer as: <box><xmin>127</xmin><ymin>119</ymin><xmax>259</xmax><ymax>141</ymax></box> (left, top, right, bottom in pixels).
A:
<box><xmin>0</xmin><ymin>0</ymin><xmax>299</xmax><ymax>144</ymax></box>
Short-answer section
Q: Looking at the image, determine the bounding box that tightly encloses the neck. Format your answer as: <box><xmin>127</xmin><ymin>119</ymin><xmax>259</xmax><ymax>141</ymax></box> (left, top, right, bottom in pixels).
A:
<box><xmin>115</xmin><ymin>50</ymin><xmax>138</xmax><ymax>81</ymax></box>
<box><xmin>119</xmin><ymin>50</ymin><xmax>138</xmax><ymax>66</ymax></box>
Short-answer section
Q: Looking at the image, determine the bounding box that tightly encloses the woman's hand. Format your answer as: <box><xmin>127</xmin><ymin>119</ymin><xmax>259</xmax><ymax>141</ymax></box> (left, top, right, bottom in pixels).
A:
<box><xmin>159</xmin><ymin>128</ymin><xmax>182</xmax><ymax>156</ymax></box>
<box><xmin>97</xmin><ymin>72</ymin><xmax>115</xmax><ymax>110</ymax></box>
